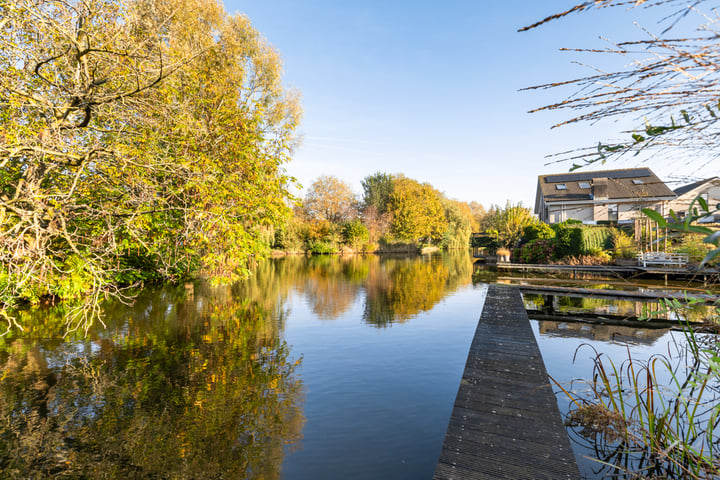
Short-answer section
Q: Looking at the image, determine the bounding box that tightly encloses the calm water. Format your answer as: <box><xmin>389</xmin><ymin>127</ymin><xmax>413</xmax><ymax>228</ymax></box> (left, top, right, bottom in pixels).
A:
<box><xmin>1</xmin><ymin>252</ymin><xmax>710</xmax><ymax>479</ymax></box>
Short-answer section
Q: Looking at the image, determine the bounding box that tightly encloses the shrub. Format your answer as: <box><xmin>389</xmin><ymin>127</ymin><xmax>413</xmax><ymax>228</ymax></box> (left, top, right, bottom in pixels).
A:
<box><xmin>523</xmin><ymin>222</ymin><xmax>555</xmax><ymax>243</ymax></box>
<box><xmin>552</xmin><ymin>223</ymin><xmax>584</xmax><ymax>257</ymax></box>
<box><xmin>342</xmin><ymin>220</ymin><xmax>370</xmax><ymax>247</ymax></box>
<box><xmin>610</xmin><ymin>228</ymin><xmax>637</xmax><ymax>259</ymax></box>
<box><xmin>519</xmin><ymin>239</ymin><xmax>557</xmax><ymax>264</ymax></box>
<box><xmin>308</xmin><ymin>240</ymin><xmax>337</xmax><ymax>254</ymax></box>
<box><xmin>674</xmin><ymin>233</ymin><xmax>714</xmax><ymax>263</ymax></box>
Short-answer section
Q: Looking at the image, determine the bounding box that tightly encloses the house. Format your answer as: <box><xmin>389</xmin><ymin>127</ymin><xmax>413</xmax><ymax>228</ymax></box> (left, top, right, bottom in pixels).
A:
<box><xmin>669</xmin><ymin>176</ymin><xmax>720</xmax><ymax>222</ymax></box>
<box><xmin>534</xmin><ymin>168</ymin><xmax>676</xmax><ymax>224</ymax></box>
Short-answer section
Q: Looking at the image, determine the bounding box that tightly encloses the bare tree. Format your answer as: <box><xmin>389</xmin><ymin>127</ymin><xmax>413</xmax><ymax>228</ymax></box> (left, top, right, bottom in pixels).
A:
<box><xmin>523</xmin><ymin>1</ymin><xmax>720</xmax><ymax>171</ymax></box>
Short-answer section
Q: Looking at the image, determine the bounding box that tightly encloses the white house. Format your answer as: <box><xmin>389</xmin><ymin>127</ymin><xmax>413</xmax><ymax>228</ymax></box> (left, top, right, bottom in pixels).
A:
<box><xmin>669</xmin><ymin>177</ymin><xmax>720</xmax><ymax>222</ymax></box>
<box><xmin>534</xmin><ymin>168</ymin><xmax>677</xmax><ymax>224</ymax></box>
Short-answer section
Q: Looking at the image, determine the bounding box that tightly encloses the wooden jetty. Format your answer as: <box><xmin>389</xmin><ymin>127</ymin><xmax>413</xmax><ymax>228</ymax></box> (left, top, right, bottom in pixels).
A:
<box><xmin>434</xmin><ymin>284</ymin><xmax>580</xmax><ymax>480</ymax></box>
<box><xmin>490</xmin><ymin>262</ymin><xmax>719</xmax><ymax>284</ymax></box>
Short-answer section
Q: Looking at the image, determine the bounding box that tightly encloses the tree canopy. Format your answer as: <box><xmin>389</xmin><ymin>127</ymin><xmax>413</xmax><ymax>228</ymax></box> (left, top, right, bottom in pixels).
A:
<box><xmin>388</xmin><ymin>177</ymin><xmax>446</xmax><ymax>243</ymax></box>
<box><xmin>0</xmin><ymin>0</ymin><xmax>301</xmax><ymax>330</ymax></box>
<box><xmin>523</xmin><ymin>0</ymin><xmax>720</xmax><ymax>170</ymax></box>
<box><xmin>302</xmin><ymin>175</ymin><xmax>357</xmax><ymax>223</ymax></box>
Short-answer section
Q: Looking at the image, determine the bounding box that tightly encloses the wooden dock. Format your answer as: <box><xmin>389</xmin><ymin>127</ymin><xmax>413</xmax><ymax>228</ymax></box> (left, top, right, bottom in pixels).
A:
<box><xmin>434</xmin><ymin>284</ymin><xmax>580</xmax><ymax>480</ymax></box>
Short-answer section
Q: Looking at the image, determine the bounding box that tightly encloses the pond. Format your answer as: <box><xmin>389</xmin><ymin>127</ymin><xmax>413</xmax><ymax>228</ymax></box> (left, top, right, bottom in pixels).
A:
<box><xmin>0</xmin><ymin>252</ymin><xmax>714</xmax><ymax>479</ymax></box>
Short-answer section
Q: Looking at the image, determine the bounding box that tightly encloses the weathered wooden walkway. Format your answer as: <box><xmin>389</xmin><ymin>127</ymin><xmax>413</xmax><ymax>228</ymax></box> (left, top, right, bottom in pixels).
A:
<box><xmin>434</xmin><ymin>284</ymin><xmax>580</xmax><ymax>480</ymax></box>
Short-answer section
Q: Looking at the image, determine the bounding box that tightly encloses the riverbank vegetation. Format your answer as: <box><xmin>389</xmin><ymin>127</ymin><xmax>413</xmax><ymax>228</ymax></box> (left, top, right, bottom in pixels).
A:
<box><xmin>274</xmin><ymin>172</ymin><xmax>485</xmax><ymax>256</ymax></box>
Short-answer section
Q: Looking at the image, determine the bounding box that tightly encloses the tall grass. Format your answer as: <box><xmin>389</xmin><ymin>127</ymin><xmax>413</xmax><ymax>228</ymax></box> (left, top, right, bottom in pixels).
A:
<box><xmin>557</xmin><ymin>302</ymin><xmax>720</xmax><ymax>479</ymax></box>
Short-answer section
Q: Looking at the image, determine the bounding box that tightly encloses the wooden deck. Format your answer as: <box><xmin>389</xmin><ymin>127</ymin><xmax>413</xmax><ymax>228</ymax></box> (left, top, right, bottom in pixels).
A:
<box><xmin>434</xmin><ymin>284</ymin><xmax>580</xmax><ymax>480</ymax></box>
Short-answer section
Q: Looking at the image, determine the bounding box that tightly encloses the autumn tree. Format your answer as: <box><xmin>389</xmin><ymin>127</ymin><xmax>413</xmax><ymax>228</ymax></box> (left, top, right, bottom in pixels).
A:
<box><xmin>302</xmin><ymin>175</ymin><xmax>358</xmax><ymax>223</ymax></box>
<box><xmin>441</xmin><ymin>199</ymin><xmax>474</xmax><ymax>249</ymax></box>
<box><xmin>0</xmin><ymin>0</ymin><xmax>301</xmax><ymax>331</ymax></box>
<box><xmin>484</xmin><ymin>201</ymin><xmax>537</xmax><ymax>249</ymax></box>
<box><xmin>523</xmin><ymin>0</ymin><xmax>720</xmax><ymax>169</ymax></box>
<box><xmin>388</xmin><ymin>177</ymin><xmax>446</xmax><ymax>243</ymax></box>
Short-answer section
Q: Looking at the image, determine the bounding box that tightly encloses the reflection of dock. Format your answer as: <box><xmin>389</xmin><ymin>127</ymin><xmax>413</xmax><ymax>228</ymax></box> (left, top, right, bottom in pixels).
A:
<box><xmin>518</xmin><ymin>284</ymin><xmax>720</xmax><ymax>305</ymax></box>
<box><xmin>536</xmin><ymin>320</ymin><xmax>668</xmax><ymax>344</ymax></box>
<box><xmin>434</xmin><ymin>285</ymin><xmax>580</xmax><ymax>479</ymax></box>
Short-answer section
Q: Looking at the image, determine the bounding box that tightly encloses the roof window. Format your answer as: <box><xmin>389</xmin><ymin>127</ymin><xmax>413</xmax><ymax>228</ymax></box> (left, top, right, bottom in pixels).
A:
<box><xmin>555</xmin><ymin>184</ymin><xmax>567</xmax><ymax>190</ymax></box>
<box><xmin>632</xmin><ymin>179</ymin><xmax>644</xmax><ymax>185</ymax></box>
<box><xmin>578</xmin><ymin>182</ymin><xmax>591</xmax><ymax>189</ymax></box>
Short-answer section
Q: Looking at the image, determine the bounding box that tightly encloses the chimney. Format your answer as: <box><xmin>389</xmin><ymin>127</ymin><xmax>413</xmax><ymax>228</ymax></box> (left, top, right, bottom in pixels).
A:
<box><xmin>592</xmin><ymin>177</ymin><xmax>608</xmax><ymax>200</ymax></box>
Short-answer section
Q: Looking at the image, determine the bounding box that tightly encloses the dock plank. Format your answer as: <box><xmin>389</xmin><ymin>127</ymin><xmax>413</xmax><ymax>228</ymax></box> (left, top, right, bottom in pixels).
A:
<box><xmin>433</xmin><ymin>284</ymin><xmax>580</xmax><ymax>480</ymax></box>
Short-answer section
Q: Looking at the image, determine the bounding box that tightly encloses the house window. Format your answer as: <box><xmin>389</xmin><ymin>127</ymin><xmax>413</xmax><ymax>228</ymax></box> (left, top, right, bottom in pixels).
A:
<box><xmin>632</xmin><ymin>179</ymin><xmax>644</xmax><ymax>185</ymax></box>
<box><xmin>578</xmin><ymin>182</ymin><xmax>591</xmax><ymax>189</ymax></box>
<box><xmin>608</xmin><ymin>204</ymin><xmax>618</xmax><ymax>222</ymax></box>
<box><xmin>555</xmin><ymin>184</ymin><xmax>567</xmax><ymax>190</ymax></box>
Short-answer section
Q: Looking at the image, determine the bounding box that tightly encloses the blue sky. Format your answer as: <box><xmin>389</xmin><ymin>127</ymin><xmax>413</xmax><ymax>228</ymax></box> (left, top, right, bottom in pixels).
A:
<box><xmin>224</xmin><ymin>1</ymin><xmax>717</xmax><ymax>208</ymax></box>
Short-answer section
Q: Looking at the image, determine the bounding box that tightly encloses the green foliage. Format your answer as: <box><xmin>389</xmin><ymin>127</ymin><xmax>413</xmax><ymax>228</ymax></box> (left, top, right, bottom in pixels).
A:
<box><xmin>307</xmin><ymin>241</ymin><xmax>338</xmax><ymax>255</ymax></box>
<box><xmin>484</xmin><ymin>201</ymin><xmax>537</xmax><ymax>250</ymax></box>
<box><xmin>440</xmin><ymin>198</ymin><xmax>473</xmax><ymax>250</ymax></box>
<box><xmin>0</xmin><ymin>0</ymin><xmax>302</xmax><ymax>330</ymax></box>
<box><xmin>518</xmin><ymin>239</ymin><xmax>556</xmax><ymax>264</ymax></box>
<box><xmin>610</xmin><ymin>228</ymin><xmax>637</xmax><ymax>259</ymax></box>
<box><xmin>388</xmin><ymin>177</ymin><xmax>446</xmax><ymax>243</ymax></box>
<box><xmin>522</xmin><ymin>222</ymin><xmax>555</xmax><ymax>243</ymax></box>
<box><xmin>342</xmin><ymin>220</ymin><xmax>370</xmax><ymax>248</ymax></box>
<box><xmin>551</xmin><ymin>222</ymin><xmax>583</xmax><ymax>258</ymax></box>
<box><xmin>579</xmin><ymin>227</ymin><xmax>613</xmax><ymax>253</ymax></box>
<box><xmin>675</xmin><ymin>234</ymin><xmax>714</xmax><ymax>263</ymax></box>
<box><xmin>361</xmin><ymin>172</ymin><xmax>395</xmax><ymax>215</ymax></box>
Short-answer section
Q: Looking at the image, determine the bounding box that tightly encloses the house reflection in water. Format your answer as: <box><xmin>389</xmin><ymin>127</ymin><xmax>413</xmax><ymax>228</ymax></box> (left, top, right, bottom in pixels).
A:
<box><xmin>536</xmin><ymin>320</ymin><xmax>668</xmax><ymax>345</ymax></box>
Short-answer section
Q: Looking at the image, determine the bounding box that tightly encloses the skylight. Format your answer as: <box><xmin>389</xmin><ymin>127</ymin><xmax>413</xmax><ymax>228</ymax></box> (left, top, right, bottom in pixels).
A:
<box><xmin>555</xmin><ymin>184</ymin><xmax>567</xmax><ymax>190</ymax></box>
<box><xmin>632</xmin><ymin>179</ymin><xmax>644</xmax><ymax>185</ymax></box>
<box><xmin>578</xmin><ymin>182</ymin><xmax>591</xmax><ymax>189</ymax></box>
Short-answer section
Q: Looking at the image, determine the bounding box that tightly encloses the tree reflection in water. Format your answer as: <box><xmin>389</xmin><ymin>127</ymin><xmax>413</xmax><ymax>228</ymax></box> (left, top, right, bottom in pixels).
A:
<box><xmin>0</xmin><ymin>251</ymin><xmax>474</xmax><ymax>478</ymax></box>
<box><xmin>0</xmin><ymin>282</ymin><xmax>304</xmax><ymax>479</ymax></box>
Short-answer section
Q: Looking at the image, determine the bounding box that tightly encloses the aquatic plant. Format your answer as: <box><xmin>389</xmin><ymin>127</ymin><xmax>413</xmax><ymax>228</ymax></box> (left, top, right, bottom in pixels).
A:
<box><xmin>557</xmin><ymin>305</ymin><xmax>720</xmax><ymax>479</ymax></box>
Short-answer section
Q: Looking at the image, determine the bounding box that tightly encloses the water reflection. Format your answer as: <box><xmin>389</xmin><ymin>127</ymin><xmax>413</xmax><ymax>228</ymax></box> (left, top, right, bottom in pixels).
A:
<box><xmin>1</xmin><ymin>251</ymin><xmax>474</xmax><ymax>478</ymax></box>
<box><xmin>536</xmin><ymin>320</ymin><xmax>668</xmax><ymax>344</ymax></box>
<box><xmin>0</xmin><ymin>282</ymin><xmax>304</xmax><ymax>479</ymax></box>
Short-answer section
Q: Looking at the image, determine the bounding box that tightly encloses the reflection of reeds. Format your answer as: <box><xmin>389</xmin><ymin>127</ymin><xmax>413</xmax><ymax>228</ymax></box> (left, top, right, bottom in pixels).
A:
<box><xmin>555</xmin><ymin>326</ymin><xmax>720</xmax><ymax>479</ymax></box>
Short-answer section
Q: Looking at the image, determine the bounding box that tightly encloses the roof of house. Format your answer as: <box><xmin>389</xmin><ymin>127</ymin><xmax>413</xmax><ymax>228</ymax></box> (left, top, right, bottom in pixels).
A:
<box><xmin>537</xmin><ymin>168</ymin><xmax>675</xmax><ymax>203</ymax></box>
<box><xmin>673</xmin><ymin>177</ymin><xmax>720</xmax><ymax>196</ymax></box>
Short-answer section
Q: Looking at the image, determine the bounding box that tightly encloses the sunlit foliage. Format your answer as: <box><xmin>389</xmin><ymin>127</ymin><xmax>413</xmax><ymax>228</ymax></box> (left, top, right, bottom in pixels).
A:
<box><xmin>0</xmin><ymin>0</ymin><xmax>301</xmax><ymax>330</ymax></box>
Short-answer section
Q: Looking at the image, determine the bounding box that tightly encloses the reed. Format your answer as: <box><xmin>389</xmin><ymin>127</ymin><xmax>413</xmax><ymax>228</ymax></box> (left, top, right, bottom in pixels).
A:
<box><xmin>558</xmin><ymin>301</ymin><xmax>720</xmax><ymax>479</ymax></box>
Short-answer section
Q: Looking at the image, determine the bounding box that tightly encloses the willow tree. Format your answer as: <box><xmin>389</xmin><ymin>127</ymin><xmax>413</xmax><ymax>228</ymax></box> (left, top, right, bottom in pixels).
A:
<box><xmin>0</xmin><ymin>0</ymin><xmax>301</xmax><ymax>331</ymax></box>
<box><xmin>523</xmin><ymin>0</ymin><xmax>720</xmax><ymax>170</ymax></box>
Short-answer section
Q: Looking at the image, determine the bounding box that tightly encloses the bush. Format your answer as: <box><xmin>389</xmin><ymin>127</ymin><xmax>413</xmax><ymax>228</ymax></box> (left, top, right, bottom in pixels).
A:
<box><xmin>308</xmin><ymin>240</ymin><xmax>337</xmax><ymax>254</ymax></box>
<box><xmin>674</xmin><ymin>233</ymin><xmax>714</xmax><ymax>263</ymax></box>
<box><xmin>519</xmin><ymin>239</ymin><xmax>557</xmax><ymax>264</ymax></box>
<box><xmin>610</xmin><ymin>228</ymin><xmax>636</xmax><ymax>259</ymax></box>
<box><xmin>552</xmin><ymin>223</ymin><xmax>584</xmax><ymax>257</ymax></box>
<box><xmin>523</xmin><ymin>223</ymin><xmax>555</xmax><ymax>243</ymax></box>
<box><xmin>342</xmin><ymin>220</ymin><xmax>370</xmax><ymax>247</ymax></box>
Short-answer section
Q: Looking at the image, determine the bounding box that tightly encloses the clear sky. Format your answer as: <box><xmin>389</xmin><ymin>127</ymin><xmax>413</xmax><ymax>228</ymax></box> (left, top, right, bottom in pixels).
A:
<box><xmin>224</xmin><ymin>1</ymin><xmax>718</xmax><ymax>209</ymax></box>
